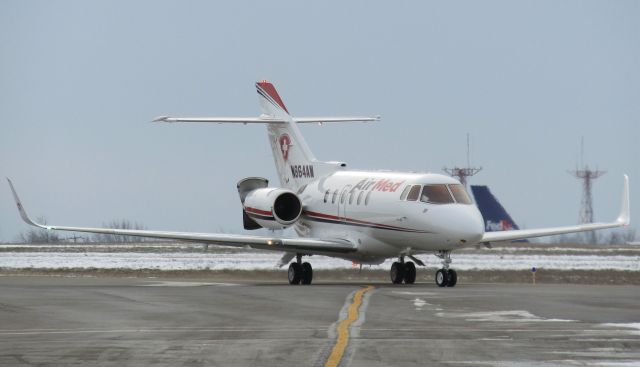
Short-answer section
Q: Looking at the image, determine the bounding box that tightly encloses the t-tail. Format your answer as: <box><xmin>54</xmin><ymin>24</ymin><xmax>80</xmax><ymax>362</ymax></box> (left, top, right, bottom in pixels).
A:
<box><xmin>471</xmin><ymin>185</ymin><xmax>528</xmax><ymax>241</ymax></box>
<box><xmin>153</xmin><ymin>80</ymin><xmax>380</xmax><ymax>191</ymax></box>
<box><xmin>257</xmin><ymin>81</ymin><xmax>337</xmax><ymax>190</ymax></box>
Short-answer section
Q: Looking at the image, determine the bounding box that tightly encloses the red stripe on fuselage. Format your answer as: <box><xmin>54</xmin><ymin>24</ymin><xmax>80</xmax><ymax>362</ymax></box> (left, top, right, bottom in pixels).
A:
<box><xmin>245</xmin><ymin>206</ymin><xmax>273</xmax><ymax>216</ymax></box>
<box><xmin>303</xmin><ymin>210</ymin><xmax>429</xmax><ymax>233</ymax></box>
<box><xmin>256</xmin><ymin>81</ymin><xmax>289</xmax><ymax>114</ymax></box>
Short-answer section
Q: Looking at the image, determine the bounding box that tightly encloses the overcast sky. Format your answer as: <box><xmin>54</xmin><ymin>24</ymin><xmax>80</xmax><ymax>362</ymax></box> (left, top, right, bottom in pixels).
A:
<box><xmin>1</xmin><ymin>1</ymin><xmax>638</xmax><ymax>242</ymax></box>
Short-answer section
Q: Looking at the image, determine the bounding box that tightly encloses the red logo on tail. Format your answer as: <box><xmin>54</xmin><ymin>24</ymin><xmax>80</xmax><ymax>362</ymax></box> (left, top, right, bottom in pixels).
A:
<box><xmin>279</xmin><ymin>134</ymin><xmax>292</xmax><ymax>161</ymax></box>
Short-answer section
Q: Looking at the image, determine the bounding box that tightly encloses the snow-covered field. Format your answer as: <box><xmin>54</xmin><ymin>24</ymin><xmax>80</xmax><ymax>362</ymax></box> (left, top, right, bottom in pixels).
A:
<box><xmin>0</xmin><ymin>244</ymin><xmax>638</xmax><ymax>271</ymax></box>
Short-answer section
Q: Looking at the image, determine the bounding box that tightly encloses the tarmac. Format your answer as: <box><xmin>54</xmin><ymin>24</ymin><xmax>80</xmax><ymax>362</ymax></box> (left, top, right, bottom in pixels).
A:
<box><xmin>0</xmin><ymin>276</ymin><xmax>638</xmax><ymax>366</ymax></box>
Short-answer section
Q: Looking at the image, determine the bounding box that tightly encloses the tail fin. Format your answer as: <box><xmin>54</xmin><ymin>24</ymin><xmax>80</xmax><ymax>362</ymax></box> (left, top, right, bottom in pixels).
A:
<box><xmin>256</xmin><ymin>81</ymin><xmax>290</xmax><ymax>118</ymax></box>
<box><xmin>257</xmin><ymin>81</ymin><xmax>338</xmax><ymax>190</ymax></box>
<box><xmin>471</xmin><ymin>185</ymin><xmax>527</xmax><ymax>242</ymax></box>
<box><xmin>154</xmin><ymin>81</ymin><xmax>378</xmax><ymax>191</ymax></box>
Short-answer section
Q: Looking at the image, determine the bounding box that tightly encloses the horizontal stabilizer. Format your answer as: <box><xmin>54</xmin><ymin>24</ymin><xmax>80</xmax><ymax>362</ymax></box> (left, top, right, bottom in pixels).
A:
<box><xmin>294</xmin><ymin>116</ymin><xmax>380</xmax><ymax>124</ymax></box>
<box><xmin>153</xmin><ymin>116</ymin><xmax>380</xmax><ymax>124</ymax></box>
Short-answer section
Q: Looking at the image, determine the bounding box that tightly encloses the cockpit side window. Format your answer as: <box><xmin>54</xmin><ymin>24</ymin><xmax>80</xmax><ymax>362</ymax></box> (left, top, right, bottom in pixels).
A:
<box><xmin>420</xmin><ymin>184</ymin><xmax>454</xmax><ymax>204</ymax></box>
<box><xmin>399</xmin><ymin>186</ymin><xmax>410</xmax><ymax>200</ymax></box>
<box><xmin>448</xmin><ymin>184</ymin><xmax>473</xmax><ymax>204</ymax></box>
<box><xmin>406</xmin><ymin>185</ymin><xmax>421</xmax><ymax>201</ymax></box>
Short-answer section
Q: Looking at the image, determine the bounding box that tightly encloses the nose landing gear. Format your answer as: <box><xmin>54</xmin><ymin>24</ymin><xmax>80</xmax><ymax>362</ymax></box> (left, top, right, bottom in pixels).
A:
<box><xmin>435</xmin><ymin>250</ymin><xmax>457</xmax><ymax>287</ymax></box>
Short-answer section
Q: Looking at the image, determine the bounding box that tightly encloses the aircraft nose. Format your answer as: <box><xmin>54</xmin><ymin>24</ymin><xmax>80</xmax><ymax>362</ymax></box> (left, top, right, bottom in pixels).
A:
<box><xmin>461</xmin><ymin>208</ymin><xmax>485</xmax><ymax>244</ymax></box>
<box><xmin>444</xmin><ymin>206</ymin><xmax>485</xmax><ymax>245</ymax></box>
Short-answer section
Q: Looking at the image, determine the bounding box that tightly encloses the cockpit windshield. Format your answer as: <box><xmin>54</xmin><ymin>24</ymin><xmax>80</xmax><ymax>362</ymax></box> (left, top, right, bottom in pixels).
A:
<box><xmin>448</xmin><ymin>184</ymin><xmax>473</xmax><ymax>204</ymax></box>
<box><xmin>420</xmin><ymin>185</ymin><xmax>454</xmax><ymax>204</ymax></box>
<box><xmin>400</xmin><ymin>183</ymin><xmax>474</xmax><ymax>205</ymax></box>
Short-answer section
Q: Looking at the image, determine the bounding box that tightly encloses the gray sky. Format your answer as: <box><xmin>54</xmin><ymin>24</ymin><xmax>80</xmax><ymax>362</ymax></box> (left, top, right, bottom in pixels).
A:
<box><xmin>1</xmin><ymin>1</ymin><xmax>638</xmax><ymax>242</ymax></box>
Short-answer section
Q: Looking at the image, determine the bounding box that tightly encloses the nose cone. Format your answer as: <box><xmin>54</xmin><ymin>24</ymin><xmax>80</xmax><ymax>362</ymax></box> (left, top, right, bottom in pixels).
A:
<box><xmin>429</xmin><ymin>205</ymin><xmax>485</xmax><ymax>245</ymax></box>
<box><xmin>455</xmin><ymin>206</ymin><xmax>485</xmax><ymax>244</ymax></box>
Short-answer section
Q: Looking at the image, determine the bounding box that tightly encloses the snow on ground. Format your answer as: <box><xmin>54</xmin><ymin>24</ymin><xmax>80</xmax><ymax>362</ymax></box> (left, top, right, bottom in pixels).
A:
<box><xmin>0</xmin><ymin>251</ymin><xmax>638</xmax><ymax>271</ymax></box>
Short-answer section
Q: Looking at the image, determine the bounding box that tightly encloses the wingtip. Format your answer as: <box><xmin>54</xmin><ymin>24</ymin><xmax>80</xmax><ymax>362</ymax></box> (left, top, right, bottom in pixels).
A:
<box><xmin>152</xmin><ymin>116</ymin><xmax>170</xmax><ymax>123</ymax></box>
<box><xmin>617</xmin><ymin>174</ymin><xmax>631</xmax><ymax>226</ymax></box>
<box><xmin>7</xmin><ymin>177</ymin><xmax>17</xmax><ymax>195</ymax></box>
<box><xmin>6</xmin><ymin>178</ymin><xmax>42</xmax><ymax>228</ymax></box>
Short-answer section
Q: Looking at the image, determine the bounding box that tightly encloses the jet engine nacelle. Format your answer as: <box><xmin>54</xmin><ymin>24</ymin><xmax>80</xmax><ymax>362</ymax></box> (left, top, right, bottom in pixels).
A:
<box><xmin>237</xmin><ymin>177</ymin><xmax>302</xmax><ymax>230</ymax></box>
<box><xmin>242</xmin><ymin>188</ymin><xmax>302</xmax><ymax>230</ymax></box>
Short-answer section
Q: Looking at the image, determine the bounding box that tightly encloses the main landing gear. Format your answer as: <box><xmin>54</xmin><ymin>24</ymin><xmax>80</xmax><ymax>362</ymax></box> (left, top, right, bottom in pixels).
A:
<box><xmin>389</xmin><ymin>257</ymin><xmax>417</xmax><ymax>284</ymax></box>
<box><xmin>434</xmin><ymin>250</ymin><xmax>457</xmax><ymax>287</ymax></box>
<box><xmin>288</xmin><ymin>254</ymin><xmax>313</xmax><ymax>285</ymax></box>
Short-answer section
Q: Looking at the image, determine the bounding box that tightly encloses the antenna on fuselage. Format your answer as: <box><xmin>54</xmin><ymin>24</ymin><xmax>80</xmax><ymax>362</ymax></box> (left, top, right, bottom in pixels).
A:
<box><xmin>443</xmin><ymin>133</ymin><xmax>482</xmax><ymax>188</ymax></box>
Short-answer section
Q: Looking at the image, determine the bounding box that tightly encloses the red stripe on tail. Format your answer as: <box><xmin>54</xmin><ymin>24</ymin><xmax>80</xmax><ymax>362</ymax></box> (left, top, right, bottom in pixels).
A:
<box><xmin>257</xmin><ymin>80</ymin><xmax>289</xmax><ymax>114</ymax></box>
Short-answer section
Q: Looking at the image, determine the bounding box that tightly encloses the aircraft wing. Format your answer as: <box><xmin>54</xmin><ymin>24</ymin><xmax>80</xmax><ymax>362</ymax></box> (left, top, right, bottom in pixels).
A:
<box><xmin>6</xmin><ymin>179</ymin><xmax>356</xmax><ymax>255</ymax></box>
<box><xmin>152</xmin><ymin>116</ymin><xmax>380</xmax><ymax>124</ymax></box>
<box><xmin>481</xmin><ymin>175</ymin><xmax>631</xmax><ymax>243</ymax></box>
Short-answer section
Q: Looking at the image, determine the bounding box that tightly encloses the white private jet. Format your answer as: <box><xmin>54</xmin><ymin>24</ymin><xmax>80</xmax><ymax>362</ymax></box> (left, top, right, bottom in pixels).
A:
<box><xmin>8</xmin><ymin>81</ymin><xmax>631</xmax><ymax>286</ymax></box>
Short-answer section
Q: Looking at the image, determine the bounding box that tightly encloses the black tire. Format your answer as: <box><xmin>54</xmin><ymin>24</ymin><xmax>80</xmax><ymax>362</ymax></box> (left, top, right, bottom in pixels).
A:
<box><xmin>301</xmin><ymin>262</ymin><xmax>313</xmax><ymax>285</ymax></box>
<box><xmin>446</xmin><ymin>269</ymin><xmax>457</xmax><ymax>287</ymax></box>
<box><xmin>435</xmin><ymin>269</ymin><xmax>449</xmax><ymax>287</ymax></box>
<box><xmin>390</xmin><ymin>262</ymin><xmax>405</xmax><ymax>284</ymax></box>
<box><xmin>288</xmin><ymin>263</ymin><xmax>302</xmax><ymax>285</ymax></box>
<box><xmin>404</xmin><ymin>261</ymin><xmax>416</xmax><ymax>284</ymax></box>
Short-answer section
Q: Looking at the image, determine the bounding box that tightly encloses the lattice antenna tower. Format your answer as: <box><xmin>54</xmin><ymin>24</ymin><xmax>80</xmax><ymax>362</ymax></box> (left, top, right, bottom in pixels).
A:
<box><xmin>568</xmin><ymin>138</ymin><xmax>605</xmax><ymax>243</ymax></box>
<box><xmin>443</xmin><ymin>133</ymin><xmax>482</xmax><ymax>188</ymax></box>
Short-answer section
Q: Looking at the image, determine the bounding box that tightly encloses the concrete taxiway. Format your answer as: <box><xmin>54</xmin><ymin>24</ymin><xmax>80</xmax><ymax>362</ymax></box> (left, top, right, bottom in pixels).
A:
<box><xmin>0</xmin><ymin>276</ymin><xmax>638</xmax><ymax>366</ymax></box>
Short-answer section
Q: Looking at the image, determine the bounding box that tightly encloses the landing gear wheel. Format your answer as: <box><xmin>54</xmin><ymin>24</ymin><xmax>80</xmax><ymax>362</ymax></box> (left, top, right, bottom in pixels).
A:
<box><xmin>435</xmin><ymin>268</ymin><xmax>449</xmax><ymax>287</ymax></box>
<box><xmin>288</xmin><ymin>263</ymin><xmax>302</xmax><ymax>285</ymax></box>
<box><xmin>390</xmin><ymin>262</ymin><xmax>405</xmax><ymax>284</ymax></box>
<box><xmin>446</xmin><ymin>269</ymin><xmax>457</xmax><ymax>287</ymax></box>
<box><xmin>301</xmin><ymin>262</ymin><xmax>313</xmax><ymax>285</ymax></box>
<box><xmin>404</xmin><ymin>261</ymin><xmax>416</xmax><ymax>284</ymax></box>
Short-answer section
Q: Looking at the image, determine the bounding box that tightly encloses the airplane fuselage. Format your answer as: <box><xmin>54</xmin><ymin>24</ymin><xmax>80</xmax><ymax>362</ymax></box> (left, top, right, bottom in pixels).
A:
<box><xmin>294</xmin><ymin>170</ymin><xmax>485</xmax><ymax>264</ymax></box>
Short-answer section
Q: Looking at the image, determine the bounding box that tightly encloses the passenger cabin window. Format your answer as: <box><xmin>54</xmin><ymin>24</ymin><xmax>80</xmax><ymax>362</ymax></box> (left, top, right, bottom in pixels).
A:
<box><xmin>331</xmin><ymin>190</ymin><xmax>338</xmax><ymax>204</ymax></box>
<box><xmin>406</xmin><ymin>185</ymin><xmax>421</xmax><ymax>201</ymax></box>
<box><xmin>399</xmin><ymin>186</ymin><xmax>410</xmax><ymax>200</ymax></box>
<box><xmin>420</xmin><ymin>184</ymin><xmax>454</xmax><ymax>204</ymax></box>
<box><xmin>357</xmin><ymin>191</ymin><xmax>364</xmax><ymax>205</ymax></box>
<box><xmin>449</xmin><ymin>184</ymin><xmax>473</xmax><ymax>204</ymax></box>
<box><xmin>349</xmin><ymin>191</ymin><xmax>355</xmax><ymax>205</ymax></box>
<box><xmin>340</xmin><ymin>190</ymin><xmax>346</xmax><ymax>204</ymax></box>
<box><xmin>324</xmin><ymin>190</ymin><xmax>330</xmax><ymax>203</ymax></box>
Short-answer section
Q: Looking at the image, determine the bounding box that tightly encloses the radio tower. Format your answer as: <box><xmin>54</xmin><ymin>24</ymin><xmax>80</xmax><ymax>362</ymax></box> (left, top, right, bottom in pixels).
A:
<box><xmin>443</xmin><ymin>133</ymin><xmax>482</xmax><ymax>188</ymax></box>
<box><xmin>568</xmin><ymin>138</ymin><xmax>605</xmax><ymax>244</ymax></box>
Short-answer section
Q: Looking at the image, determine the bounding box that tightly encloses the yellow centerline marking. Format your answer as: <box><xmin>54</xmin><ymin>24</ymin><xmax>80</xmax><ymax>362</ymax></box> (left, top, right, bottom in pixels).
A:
<box><xmin>325</xmin><ymin>285</ymin><xmax>374</xmax><ymax>367</ymax></box>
